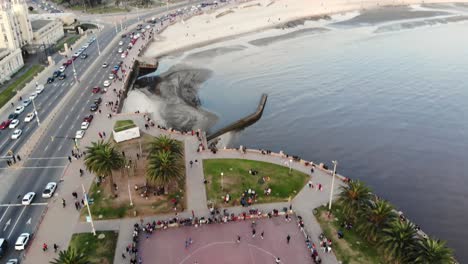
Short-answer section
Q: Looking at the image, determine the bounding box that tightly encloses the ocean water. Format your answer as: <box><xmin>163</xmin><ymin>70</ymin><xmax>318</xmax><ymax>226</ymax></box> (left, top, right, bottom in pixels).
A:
<box><xmin>139</xmin><ymin>7</ymin><xmax>468</xmax><ymax>260</ymax></box>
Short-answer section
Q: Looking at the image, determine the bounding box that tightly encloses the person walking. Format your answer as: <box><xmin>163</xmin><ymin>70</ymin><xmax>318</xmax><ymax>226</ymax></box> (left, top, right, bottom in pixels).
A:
<box><xmin>275</xmin><ymin>257</ymin><xmax>281</xmax><ymax>263</ymax></box>
<box><xmin>261</xmin><ymin>231</ymin><xmax>264</xmax><ymax>239</ymax></box>
<box><xmin>236</xmin><ymin>235</ymin><xmax>241</xmax><ymax>243</ymax></box>
<box><xmin>53</xmin><ymin>243</ymin><xmax>58</xmax><ymax>252</ymax></box>
<box><xmin>62</xmin><ymin>198</ymin><xmax>66</xmax><ymax>208</ymax></box>
<box><xmin>189</xmin><ymin>160</ymin><xmax>193</xmax><ymax>168</ymax></box>
<box><xmin>252</xmin><ymin>229</ymin><xmax>256</xmax><ymax>238</ymax></box>
<box><xmin>42</xmin><ymin>243</ymin><xmax>48</xmax><ymax>252</ymax></box>
<box><xmin>79</xmin><ymin>168</ymin><xmax>84</xmax><ymax>176</ymax></box>
<box><xmin>286</xmin><ymin>234</ymin><xmax>291</xmax><ymax>244</ymax></box>
<box><xmin>68</xmin><ymin>156</ymin><xmax>72</xmax><ymax>163</ymax></box>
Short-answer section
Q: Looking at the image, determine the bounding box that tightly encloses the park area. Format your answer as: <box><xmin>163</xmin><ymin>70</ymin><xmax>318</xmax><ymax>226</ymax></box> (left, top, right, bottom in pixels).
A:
<box><xmin>68</xmin><ymin>231</ymin><xmax>118</xmax><ymax>264</ymax></box>
<box><xmin>138</xmin><ymin>217</ymin><xmax>311</xmax><ymax>264</ymax></box>
<box><xmin>203</xmin><ymin>159</ymin><xmax>309</xmax><ymax>206</ymax></box>
<box><xmin>83</xmin><ymin>133</ymin><xmax>186</xmax><ymax>219</ymax></box>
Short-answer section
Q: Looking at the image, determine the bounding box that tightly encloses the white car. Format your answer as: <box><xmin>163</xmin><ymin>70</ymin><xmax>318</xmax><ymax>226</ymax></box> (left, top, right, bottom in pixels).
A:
<box><xmin>102</xmin><ymin>63</ymin><xmax>108</xmax><ymax>68</ymax></box>
<box><xmin>14</xmin><ymin>106</ymin><xmax>25</xmax><ymax>114</ymax></box>
<box><xmin>75</xmin><ymin>130</ymin><xmax>85</xmax><ymax>139</ymax></box>
<box><xmin>121</xmin><ymin>53</ymin><xmax>126</xmax><ymax>58</ymax></box>
<box><xmin>118</xmin><ymin>47</ymin><xmax>123</xmax><ymax>53</ymax></box>
<box><xmin>73</xmin><ymin>52</ymin><xmax>80</xmax><ymax>57</ymax></box>
<box><xmin>83</xmin><ymin>44</ymin><xmax>89</xmax><ymax>49</ymax></box>
<box><xmin>59</xmin><ymin>66</ymin><xmax>66</xmax><ymax>72</ymax></box>
<box><xmin>14</xmin><ymin>233</ymin><xmax>30</xmax><ymax>250</ymax></box>
<box><xmin>29</xmin><ymin>92</ymin><xmax>38</xmax><ymax>100</ymax></box>
<box><xmin>103</xmin><ymin>80</ymin><xmax>111</xmax><ymax>87</ymax></box>
<box><xmin>36</xmin><ymin>85</ymin><xmax>45</xmax><ymax>94</ymax></box>
<box><xmin>24</xmin><ymin>112</ymin><xmax>35</xmax><ymax>122</ymax></box>
<box><xmin>42</xmin><ymin>182</ymin><xmax>57</xmax><ymax>198</ymax></box>
<box><xmin>9</xmin><ymin>119</ymin><xmax>19</xmax><ymax>129</ymax></box>
<box><xmin>22</xmin><ymin>192</ymin><xmax>35</xmax><ymax>205</ymax></box>
<box><xmin>11</xmin><ymin>129</ymin><xmax>22</xmax><ymax>139</ymax></box>
<box><xmin>80</xmin><ymin>121</ymin><xmax>90</xmax><ymax>130</ymax></box>
<box><xmin>6</xmin><ymin>259</ymin><xmax>19</xmax><ymax>264</ymax></box>
<box><xmin>109</xmin><ymin>74</ymin><xmax>115</xmax><ymax>80</ymax></box>
<box><xmin>146</xmin><ymin>24</ymin><xmax>151</xmax><ymax>29</ymax></box>
<box><xmin>118</xmin><ymin>41</ymin><xmax>124</xmax><ymax>46</ymax></box>
<box><xmin>22</xmin><ymin>99</ymin><xmax>31</xmax><ymax>107</ymax></box>
<box><xmin>141</xmin><ymin>29</ymin><xmax>146</xmax><ymax>33</ymax></box>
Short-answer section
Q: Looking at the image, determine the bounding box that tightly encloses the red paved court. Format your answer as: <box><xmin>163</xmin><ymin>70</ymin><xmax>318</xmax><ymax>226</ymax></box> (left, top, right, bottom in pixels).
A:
<box><xmin>139</xmin><ymin>217</ymin><xmax>311</xmax><ymax>264</ymax></box>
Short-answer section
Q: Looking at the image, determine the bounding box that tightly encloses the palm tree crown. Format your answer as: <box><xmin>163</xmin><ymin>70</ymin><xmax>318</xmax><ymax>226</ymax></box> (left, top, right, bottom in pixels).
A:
<box><xmin>380</xmin><ymin>220</ymin><xmax>418</xmax><ymax>263</ymax></box>
<box><xmin>338</xmin><ymin>180</ymin><xmax>372</xmax><ymax>221</ymax></box>
<box><xmin>148</xmin><ymin>135</ymin><xmax>183</xmax><ymax>158</ymax></box>
<box><xmin>146</xmin><ymin>150</ymin><xmax>184</xmax><ymax>188</ymax></box>
<box><xmin>357</xmin><ymin>198</ymin><xmax>396</xmax><ymax>242</ymax></box>
<box><xmin>413</xmin><ymin>237</ymin><xmax>454</xmax><ymax>264</ymax></box>
<box><xmin>50</xmin><ymin>248</ymin><xmax>88</xmax><ymax>264</ymax></box>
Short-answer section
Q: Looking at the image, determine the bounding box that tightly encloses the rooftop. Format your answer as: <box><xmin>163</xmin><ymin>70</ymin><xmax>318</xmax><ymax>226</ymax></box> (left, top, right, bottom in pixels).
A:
<box><xmin>31</xmin><ymin>19</ymin><xmax>52</xmax><ymax>31</ymax></box>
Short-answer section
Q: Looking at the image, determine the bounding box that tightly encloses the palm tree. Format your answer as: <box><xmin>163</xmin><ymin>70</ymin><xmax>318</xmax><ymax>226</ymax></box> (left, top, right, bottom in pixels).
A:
<box><xmin>148</xmin><ymin>135</ymin><xmax>183</xmax><ymax>158</ymax></box>
<box><xmin>357</xmin><ymin>198</ymin><xmax>397</xmax><ymax>242</ymax></box>
<box><xmin>146</xmin><ymin>150</ymin><xmax>184</xmax><ymax>191</ymax></box>
<box><xmin>338</xmin><ymin>180</ymin><xmax>372</xmax><ymax>222</ymax></box>
<box><xmin>50</xmin><ymin>248</ymin><xmax>88</xmax><ymax>264</ymax></box>
<box><xmin>413</xmin><ymin>237</ymin><xmax>454</xmax><ymax>264</ymax></box>
<box><xmin>84</xmin><ymin>140</ymin><xmax>125</xmax><ymax>195</ymax></box>
<box><xmin>380</xmin><ymin>220</ymin><xmax>418</xmax><ymax>264</ymax></box>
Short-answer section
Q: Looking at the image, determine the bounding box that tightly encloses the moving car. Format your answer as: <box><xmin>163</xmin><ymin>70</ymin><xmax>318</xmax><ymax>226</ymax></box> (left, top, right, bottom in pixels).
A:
<box><xmin>53</xmin><ymin>70</ymin><xmax>60</xmax><ymax>78</ymax></box>
<box><xmin>0</xmin><ymin>238</ymin><xmax>7</xmax><ymax>258</ymax></box>
<box><xmin>24</xmin><ymin>112</ymin><xmax>35</xmax><ymax>122</ymax></box>
<box><xmin>102</xmin><ymin>63</ymin><xmax>108</xmax><ymax>68</ymax></box>
<box><xmin>92</xmin><ymin>87</ymin><xmax>101</xmax><ymax>94</ymax></box>
<box><xmin>73</xmin><ymin>52</ymin><xmax>80</xmax><ymax>57</ymax></box>
<box><xmin>6</xmin><ymin>259</ymin><xmax>19</xmax><ymax>264</ymax></box>
<box><xmin>14</xmin><ymin>233</ymin><xmax>30</xmax><ymax>250</ymax></box>
<box><xmin>80</xmin><ymin>53</ymin><xmax>88</xmax><ymax>59</ymax></box>
<box><xmin>42</xmin><ymin>182</ymin><xmax>57</xmax><ymax>198</ymax></box>
<box><xmin>36</xmin><ymin>85</ymin><xmax>45</xmax><ymax>94</ymax></box>
<box><xmin>11</xmin><ymin>129</ymin><xmax>22</xmax><ymax>139</ymax></box>
<box><xmin>58</xmin><ymin>73</ymin><xmax>66</xmax><ymax>80</ymax></box>
<box><xmin>83</xmin><ymin>115</ymin><xmax>94</xmax><ymax>123</ymax></box>
<box><xmin>22</xmin><ymin>99</ymin><xmax>31</xmax><ymax>107</ymax></box>
<box><xmin>103</xmin><ymin>80</ymin><xmax>111</xmax><ymax>87</ymax></box>
<box><xmin>29</xmin><ymin>92</ymin><xmax>38</xmax><ymax>100</ymax></box>
<box><xmin>14</xmin><ymin>106</ymin><xmax>25</xmax><ymax>114</ymax></box>
<box><xmin>21</xmin><ymin>192</ymin><xmax>35</xmax><ymax>205</ymax></box>
<box><xmin>8</xmin><ymin>113</ymin><xmax>18</xmax><ymax>120</ymax></box>
<box><xmin>47</xmin><ymin>77</ymin><xmax>54</xmax><ymax>83</ymax></box>
<box><xmin>80</xmin><ymin>121</ymin><xmax>90</xmax><ymax>130</ymax></box>
<box><xmin>0</xmin><ymin>120</ymin><xmax>11</xmax><ymax>130</ymax></box>
<box><xmin>59</xmin><ymin>66</ymin><xmax>66</xmax><ymax>72</ymax></box>
<box><xmin>8</xmin><ymin>119</ymin><xmax>19</xmax><ymax>129</ymax></box>
<box><xmin>75</xmin><ymin>130</ymin><xmax>85</xmax><ymax>139</ymax></box>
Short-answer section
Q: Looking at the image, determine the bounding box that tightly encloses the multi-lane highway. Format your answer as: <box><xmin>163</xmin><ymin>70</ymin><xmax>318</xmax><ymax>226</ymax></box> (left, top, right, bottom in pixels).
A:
<box><xmin>0</xmin><ymin>0</ymin><xmax>226</xmax><ymax>261</ymax></box>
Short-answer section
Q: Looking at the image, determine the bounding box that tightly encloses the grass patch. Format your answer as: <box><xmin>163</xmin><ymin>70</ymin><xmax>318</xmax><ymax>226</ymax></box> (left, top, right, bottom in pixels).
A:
<box><xmin>69</xmin><ymin>231</ymin><xmax>118</xmax><ymax>264</ymax></box>
<box><xmin>84</xmin><ymin>183</ymin><xmax>131</xmax><ymax>220</ymax></box>
<box><xmin>0</xmin><ymin>64</ymin><xmax>44</xmax><ymax>108</ymax></box>
<box><xmin>56</xmin><ymin>34</ymin><xmax>80</xmax><ymax>51</ymax></box>
<box><xmin>315</xmin><ymin>205</ymin><xmax>384</xmax><ymax>264</ymax></box>
<box><xmin>114</xmin><ymin>119</ymin><xmax>136</xmax><ymax>132</ymax></box>
<box><xmin>203</xmin><ymin>159</ymin><xmax>308</xmax><ymax>206</ymax></box>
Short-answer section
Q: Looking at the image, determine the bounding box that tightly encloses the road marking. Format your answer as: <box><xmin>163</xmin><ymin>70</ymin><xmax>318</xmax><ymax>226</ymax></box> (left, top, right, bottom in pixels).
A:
<box><xmin>0</xmin><ymin>166</ymin><xmax>67</xmax><ymax>170</ymax></box>
<box><xmin>3</xmin><ymin>219</ymin><xmax>11</xmax><ymax>231</ymax></box>
<box><xmin>64</xmin><ymin>114</ymin><xmax>70</xmax><ymax>120</ymax></box>
<box><xmin>0</xmin><ymin>203</ymin><xmax>48</xmax><ymax>207</ymax></box>
<box><xmin>26</xmin><ymin>218</ymin><xmax>31</xmax><ymax>225</ymax></box>
<box><xmin>0</xmin><ymin>206</ymin><xmax>10</xmax><ymax>223</ymax></box>
<box><xmin>44</xmin><ymin>144</ymin><xmax>49</xmax><ymax>151</ymax></box>
<box><xmin>58</xmin><ymin>143</ymin><xmax>63</xmax><ymax>151</ymax></box>
<box><xmin>27</xmin><ymin>157</ymin><xmax>68</xmax><ymax>160</ymax></box>
<box><xmin>7</xmin><ymin>206</ymin><xmax>26</xmax><ymax>239</ymax></box>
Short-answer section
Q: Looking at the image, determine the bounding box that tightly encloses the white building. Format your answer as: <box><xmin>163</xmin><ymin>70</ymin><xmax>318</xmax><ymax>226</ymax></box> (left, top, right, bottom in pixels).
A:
<box><xmin>31</xmin><ymin>19</ymin><xmax>64</xmax><ymax>47</ymax></box>
<box><xmin>0</xmin><ymin>0</ymin><xmax>33</xmax><ymax>50</ymax></box>
<box><xmin>0</xmin><ymin>48</ymin><xmax>24</xmax><ymax>84</ymax></box>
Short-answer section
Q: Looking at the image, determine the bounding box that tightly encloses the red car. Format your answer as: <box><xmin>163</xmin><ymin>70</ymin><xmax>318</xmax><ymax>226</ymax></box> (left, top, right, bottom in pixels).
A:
<box><xmin>92</xmin><ymin>87</ymin><xmax>101</xmax><ymax>94</ymax></box>
<box><xmin>64</xmin><ymin>59</ymin><xmax>72</xmax><ymax>66</ymax></box>
<box><xmin>0</xmin><ymin>120</ymin><xmax>11</xmax><ymax>130</ymax></box>
<box><xmin>83</xmin><ymin>115</ymin><xmax>94</xmax><ymax>123</ymax></box>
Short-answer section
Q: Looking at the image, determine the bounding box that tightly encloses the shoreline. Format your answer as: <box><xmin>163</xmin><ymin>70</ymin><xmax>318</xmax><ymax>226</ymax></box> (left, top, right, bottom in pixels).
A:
<box><xmin>144</xmin><ymin>0</ymin><xmax>468</xmax><ymax>59</ymax></box>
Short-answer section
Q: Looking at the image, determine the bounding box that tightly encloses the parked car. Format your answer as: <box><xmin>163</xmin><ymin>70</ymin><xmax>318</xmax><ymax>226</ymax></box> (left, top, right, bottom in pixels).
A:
<box><xmin>42</xmin><ymin>182</ymin><xmax>57</xmax><ymax>198</ymax></box>
<box><xmin>90</xmin><ymin>104</ymin><xmax>98</xmax><ymax>112</ymax></box>
<box><xmin>53</xmin><ymin>71</ymin><xmax>60</xmax><ymax>78</ymax></box>
<box><xmin>14</xmin><ymin>106</ymin><xmax>25</xmax><ymax>114</ymax></box>
<box><xmin>80</xmin><ymin>121</ymin><xmax>90</xmax><ymax>130</ymax></box>
<box><xmin>7</xmin><ymin>113</ymin><xmax>18</xmax><ymax>120</ymax></box>
<box><xmin>14</xmin><ymin>233</ymin><xmax>30</xmax><ymax>250</ymax></box>
<box><xmin>22</xmin><ymin>99</ymin><xmax>31</xmax><ymax>107</ymax></box>
<box><xmin>92</xmin><ymin>87</ymin><xmax>101</xmax><ymax>93</ymax></box>
<box><xmin>47</xmin><ymin>77</ymin><xmax>54</xmax><ymax>83</ymax></box>
<box><xmin>83</xmin><ymin>115</ymin><xmax>94</xmax><ymax>122</ymax></box>
<box><xmin>75</xmin><ymin>130</ymin><xmax>85</xmax><ymax>139</ymax></box>
<box><xmin>0</xmin><ymin>120</ymin><xmax>11</xmax><ymax>130</ymax></box>
<box><xmin>58</xmin><ymin>73</ymin><xmax>66</xmax><ymax>80</ymax></box>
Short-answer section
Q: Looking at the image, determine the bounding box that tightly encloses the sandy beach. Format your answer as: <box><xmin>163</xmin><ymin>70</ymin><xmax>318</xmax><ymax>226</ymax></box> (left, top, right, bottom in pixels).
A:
<box><xmin>144</xmin><ymin>0</ymin><xmax>468</xmax><ymax>58</ymax></box>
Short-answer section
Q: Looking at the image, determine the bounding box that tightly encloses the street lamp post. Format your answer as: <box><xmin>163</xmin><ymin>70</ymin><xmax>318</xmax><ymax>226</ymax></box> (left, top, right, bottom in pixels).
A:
<box><xmin>288</xmin><ymin>159</ymin><xmax>293</xmax><ymax>174</ymax></box>
<box><xmin>95</xmin><ymin>34</ymin><xmax>101</xmax><ymax>56</ymax></box>
<box><xmin>126</xmin><ymin>164</ymin><xmax>133</xmax><ymax>206</ymax></box>
<box><xmin>328</xmin><ymin>160</ymin><xmax>338</xmax><ymax>211</ymax></box>
<box><xmin>220</xmin><ymin>172</ymin><xmax>224</xmax><ymax>190</ymax></box>
<box><xmin>82</xmin><ymin>184</ymin><xmax>96</xmax><ymax>235</ymax></box>
<box><xmin>71</xmin><ymin>57</ymin><xmax>78</xmax><ymax>82</ymax></box>
<box><xmin>31</xmin><ymin>97</ymin><xmax>40</xmax><ymax>126</ymax></box>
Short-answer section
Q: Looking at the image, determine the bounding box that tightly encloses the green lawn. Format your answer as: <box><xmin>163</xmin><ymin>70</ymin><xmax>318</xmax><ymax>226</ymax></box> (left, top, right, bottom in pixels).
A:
<box><xmin>114</xmin><ymin>119</ymin><xmax>136</xmax><ymax>132</ymax></box>
<box><xmin>0</xmin><ymin>64</ymin><xmax>45</xmax><ymax>108</ymax></box>
<box><xmin>315</xmin><ymin>205</ymin><xmax>384</xmax><ymax>264</ymax></box>
<box><xmin>203</xmin><ymin>159</ymin><xmax>309</xmax><ymax>206</ymax></box>
<box><xmin>69</xmin><ymin>231</ymin><xmax>118</xmax><ymax>264</ymax></box>
<box><xmin>56</xmin><ymin>35</ymin><xmax>80</xmax><ymax>51</ymax></box>
<box><xmin>84</xmin><ymin>183</ymin><xmax>131</xmax><ymax>220</ymax></box>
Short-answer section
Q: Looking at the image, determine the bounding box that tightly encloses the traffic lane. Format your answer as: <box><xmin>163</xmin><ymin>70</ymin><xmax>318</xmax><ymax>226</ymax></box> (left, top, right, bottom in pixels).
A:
<box><xmin>22</xmin><ymin>157</ymin><xmax>68</xmax><ymax>169</ymax></box>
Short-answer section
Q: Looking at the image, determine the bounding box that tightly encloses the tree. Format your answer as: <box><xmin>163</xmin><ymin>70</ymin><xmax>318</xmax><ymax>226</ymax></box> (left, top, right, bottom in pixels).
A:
<box><xmin>413</xmin><ymin>237</ymin><xmax>454</xmax><ymax>264</ymax></box>
<box><xmin>50</xmin><ymin>248</ymin><xmax>88</xmax><ymax>264</ymax></box>
<box><xmin>146</xmin><ymin>150</ymin><xmax>183</xmax><ymax>191</ymax></box>
<box><xmin>357</xmin><ymin>198</ymin><xmax>397</xmax><ymax>242</ymax></box>
<box><xmin>28</xmin><ymin>6</ymin><xmax>34</xmax><ymax>11</ymax></box>
<box><xmin>84</xmin><ymin>141</ymin><xmax>125</xmax><ymax>195</ymax></box>
<box><xmin>148</xmin><ymin>135</ymin><xmax>183</xmax><ymax>158</ymax></box>
<box><xmin>338</xmin><ymin>180</ymin><xmax>372</xmax><ymax>222</ymax></box>
<box><xmin>380</xmin><ymin>220</ymin><xmax>418</xmax><ymax>264</ymax></box>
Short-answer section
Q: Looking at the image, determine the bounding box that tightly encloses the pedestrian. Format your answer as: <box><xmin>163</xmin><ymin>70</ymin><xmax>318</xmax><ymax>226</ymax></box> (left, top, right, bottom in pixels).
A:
<box><xmin>43</xmin><ymin>243</ymin><xmax>48</xmax><ymax>251</ymax></box>
<box><xmin>136</xmin><ymin>153</ymin><xmax>140</xmax><ymax>160</ymax></box>
<box><xmin>189</xmin><ymin>160</ymin><xmax>193</xmax><ymax>168</ymax></box>
<box><xmin>286</xmin><ymin>234</ymin><xmax>291</xmax><ymax>244</ymax></box>
<box><xmin>103</xmin><ymin>131</ymin><xmax>106</xmax><ymax>137</ymax></box>
<box><xmin>275</xmin><ymin>257</ymin><xmax>281</xmax><ymax>263</ymax></box>
<box><xmin>185</xmin><ymin>240</ymin><xmax>189</xmax><ymax>248</ymax></box>
<box><xmin>11</xmin><ymin>102</ymin><xmax>14</xmax><ymax>108</ymax></box>
<box><xmin>308</xmin><ymin>180</ymin><xmax>313</xmax><ymax>188</ymax></box>
<box><xmin>122</xmin><ymin>151</ymin><xmax>125</xmax><ymax>157</ymax></box>
<box><xmin>318</xmin><ymin>183</ymin><xmax>323</xmax><ymax>191</ymax></box>
<box><xmin>19</xmin><ymin>96</ymin><xmax>22</xmax><ymax>101</ymax></box>
<box><xmin>16</xmin><ymin>155</ymin><xmax>21</xmax><ymax>161</ymax></box>
<box><xmin>74</xmin><ymin>201</ymin><xmax>79</xmax><ymax>210</ymax></box>
<box><xmin>236</xmin><ymin>235</ymin><xmax>241</xmax><ymax>243</ymax></box>
<box><xmin>261</xmin><ymin>231</ymin><xmax>264</xmax><ymax>239</ymax></box>
<box><xmin>62</xmin><ymin>198</ymin><xmax>66</xmax><ymax>208</ymax></box>
<box><xmin>122</xmin><ymin>252</ymin><xmax>126</xmax><ymax>259</ymax></box>
<box><xmin>72</xmin><ymin>192</ymin><xmax>78</xmax><ymax>199</ymax></box>
<box><xmin>68</xmin><ymin>156</ymin><xmax>72</xmax><ymax>163</ymax></box>
<box><xmin>98</xmin><ymin>132</ymin><xmax>102</xmax><ymax>138</ymax></box>
<box><xmin>98</xmin><ymin>109</ymin><xmax>101</xmax><ymax>114</ymax></box>
<box><xmin>53</xmin><ymin>243</ymin><xmax>58</xmax><ymax>252</ymax></box>
<box><xmin>79</xmin><ymin>168</ymin><xmax>84</xmax><ymax>176</ymax></box>
<box><xmin>6</xmin><ymin>160</ymin><xmax>10</xmax><ymax>166</ymax></box>
<box><xmin>252</xmin><ymin>229</ymin><xmax>256</xmax><ymax>238</ymax></box>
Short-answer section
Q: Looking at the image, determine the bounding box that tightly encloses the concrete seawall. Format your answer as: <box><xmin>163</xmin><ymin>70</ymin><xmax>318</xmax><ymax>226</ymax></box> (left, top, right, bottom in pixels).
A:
<box><xmin>207</xmin><ymin>93</ymin><xmax>267</xmax><ymax>141</ymax></box>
